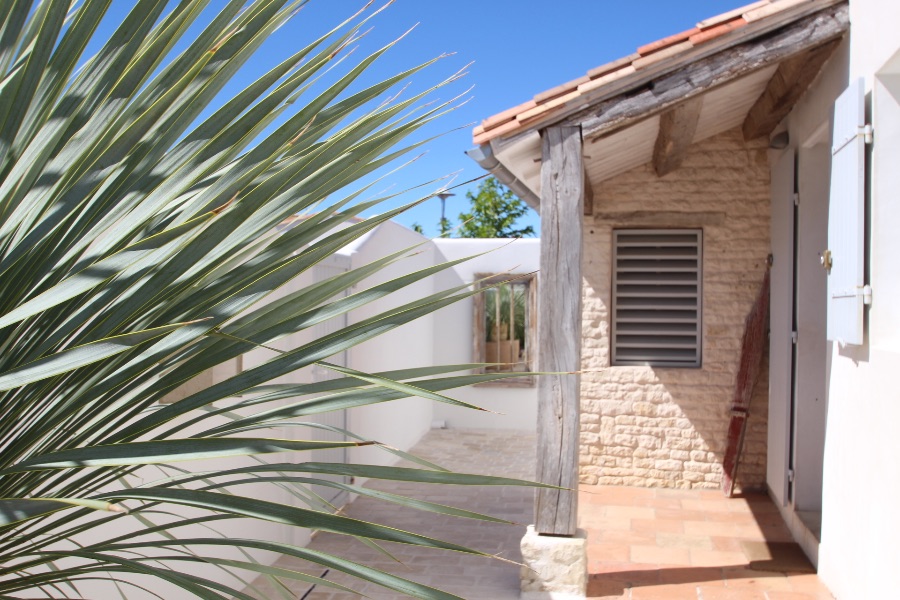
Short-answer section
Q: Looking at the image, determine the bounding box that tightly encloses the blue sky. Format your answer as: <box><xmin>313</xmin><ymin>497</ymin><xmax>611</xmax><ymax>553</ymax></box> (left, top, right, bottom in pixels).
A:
<box><xmin>93</xmin><ymin>1</ymin><xmax>747</xmax><ymax>237</ymax></box>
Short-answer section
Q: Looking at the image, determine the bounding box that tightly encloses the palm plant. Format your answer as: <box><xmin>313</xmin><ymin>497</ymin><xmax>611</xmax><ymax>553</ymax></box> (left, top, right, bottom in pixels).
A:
<box><xmin>0</xmin><ymin>2</ymin><xmax>543</xmax><ymax>598</ymax></box>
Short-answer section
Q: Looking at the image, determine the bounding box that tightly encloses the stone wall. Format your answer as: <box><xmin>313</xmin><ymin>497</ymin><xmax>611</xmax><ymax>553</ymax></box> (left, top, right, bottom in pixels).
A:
<box><xmin>579</xmin><ymin>127</ymin><xmax>771</xmax><ymax>490</ymax></box>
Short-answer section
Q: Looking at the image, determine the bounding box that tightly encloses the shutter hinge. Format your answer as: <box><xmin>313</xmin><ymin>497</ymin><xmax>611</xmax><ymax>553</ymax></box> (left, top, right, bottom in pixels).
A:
<box><xmin>832</xmin><ymin>123</ymin><xmax>875</xmax><ymax>154</ymax></box>
<box><xmin>791</xmin><ymin>331</ymin><xmax>798</xmax><ymax>344</ymax></box>
<box><xmin>863</xmin><ymin>124</ymin><xmax>874</xmax><ymax>145</ymax></box>
<box><xmin>863</xmin><ymin>285</ymin><xmax>873</xmax><ymax>305</ymax></box>
<box><xmin>788</xmin><ymin>469</ymin><xmax>795</xmax><ymax>482</ymax></box>
<box><xmin>793</xmin><ymin>193</ymin><xmax>800</xmax><ymax>206</ymax></box>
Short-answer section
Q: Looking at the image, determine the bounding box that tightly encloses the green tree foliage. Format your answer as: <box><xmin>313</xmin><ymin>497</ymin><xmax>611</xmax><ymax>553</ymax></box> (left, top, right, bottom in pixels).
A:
<box><xmin>0</xmin><ymin>2</ymin><xmax>542</xmax><ymax>598</ymax></box>
<box><xmin>456</xmin><ymin>177</ymin><xmax>535</xmax><ymax>238</ymax></box>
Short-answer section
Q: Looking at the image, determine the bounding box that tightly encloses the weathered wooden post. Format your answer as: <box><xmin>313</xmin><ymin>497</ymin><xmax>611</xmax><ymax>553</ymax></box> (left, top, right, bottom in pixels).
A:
<box><xmin>521</xmin><ymin>124</ymin><xmax>587</xmax><ymax>599</ymax></box>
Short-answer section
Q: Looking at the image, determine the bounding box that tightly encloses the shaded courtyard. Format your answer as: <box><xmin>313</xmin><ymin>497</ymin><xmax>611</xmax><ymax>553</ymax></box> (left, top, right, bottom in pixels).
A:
<box><xmin>248</xmin><ymin>430</ymin><xmax>834</xmax><ymax>599</ymax></box>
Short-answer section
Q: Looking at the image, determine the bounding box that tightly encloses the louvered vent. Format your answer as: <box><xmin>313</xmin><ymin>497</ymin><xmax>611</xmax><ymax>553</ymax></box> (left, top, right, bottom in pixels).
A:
<box><xmin>612</xmin><ymin>229</ymin><xmax>702</xmax><ymax>367</ymax></box>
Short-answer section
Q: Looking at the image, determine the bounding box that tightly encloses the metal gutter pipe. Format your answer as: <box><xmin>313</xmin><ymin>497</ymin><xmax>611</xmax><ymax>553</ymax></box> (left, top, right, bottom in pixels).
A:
<box><xmin>465</xmin><ymin>143</ymin><xmax>542</xmax><ymax>214</ymax></box>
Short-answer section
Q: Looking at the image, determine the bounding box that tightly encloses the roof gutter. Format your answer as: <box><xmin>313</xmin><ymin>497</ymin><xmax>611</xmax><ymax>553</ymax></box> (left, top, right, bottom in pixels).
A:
<box><xmin>466</xmin><ymin>143</ymin><xmax>541</xmax><ymax>214</ymax></box>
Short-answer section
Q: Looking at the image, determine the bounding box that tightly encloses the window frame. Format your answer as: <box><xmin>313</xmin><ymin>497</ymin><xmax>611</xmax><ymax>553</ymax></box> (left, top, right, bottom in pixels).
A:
<box><xmin>472</xmin><ymin>273</ymin><xmax>537</xmax><ymax>387</ymax></box>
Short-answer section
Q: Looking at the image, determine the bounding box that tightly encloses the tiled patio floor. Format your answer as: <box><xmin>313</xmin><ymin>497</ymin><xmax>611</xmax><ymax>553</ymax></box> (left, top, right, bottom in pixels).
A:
<box><xmin>580</xmin><ymin>486</ymin><xmax>834</xmax><ymax>600</ymax></box>
<box><xmin>247</xmin><ymin>429</ymin><xmax>834</xmax><ymax>599</ymax></box>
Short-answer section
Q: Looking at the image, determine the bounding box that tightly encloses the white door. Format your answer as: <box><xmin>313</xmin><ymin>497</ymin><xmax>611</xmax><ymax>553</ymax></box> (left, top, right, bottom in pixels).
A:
<box><xmin>768</xmin><ymin>148</ymin><xmax>795</xmax><ymax>507</ymax></box>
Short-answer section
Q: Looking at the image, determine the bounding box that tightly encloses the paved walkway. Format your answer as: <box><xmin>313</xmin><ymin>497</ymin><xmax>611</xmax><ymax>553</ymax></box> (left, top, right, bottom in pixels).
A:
<box><xmin>249</xmin><ymin>429</ymin><xmax>534</xmax><ymax>599</ymax></box>
<box><xmin>247</xmin><ymin>429</ymin><xmax>834</xmax><ymax>600</ymax></box>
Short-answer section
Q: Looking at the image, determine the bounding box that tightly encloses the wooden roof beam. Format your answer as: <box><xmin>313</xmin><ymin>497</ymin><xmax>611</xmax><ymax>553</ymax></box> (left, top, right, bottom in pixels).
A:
<box><xmin>574</xmin><ymin>3</ymin><xmax>848</xmax><ymax>141</ymax></box>
<box><xmin>653</xmin><ymin>97</ymin><xmax>703</xmax><ymax>177</ymax></box>
<box><xmin>742</xmin><ymin>39</ymin><xmax>842</xmax><ymax>140</ymax></box>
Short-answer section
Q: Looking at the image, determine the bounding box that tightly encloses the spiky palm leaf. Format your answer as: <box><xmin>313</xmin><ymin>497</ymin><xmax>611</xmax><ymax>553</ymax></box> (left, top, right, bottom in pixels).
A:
<box><xmin>0</xmin><ymin>2</ymin><xmax>539</xmax><ymax>598</ymax></box>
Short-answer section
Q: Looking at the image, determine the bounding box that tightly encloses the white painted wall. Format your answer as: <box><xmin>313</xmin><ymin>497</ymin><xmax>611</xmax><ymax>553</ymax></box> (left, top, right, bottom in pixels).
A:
<box><xmin>818</xmin><ymin>3</ymin><xmax>900</xmax><ymax>597</ymax></box>
<box><xmin>771</xmin><ymin>1</ymin><xmax>900</xmax><ymax>597</ymax></box>
<box><xmin>431</xmin><ymin>238</ymin><xmax>540</xmax><ymax>431</ymax></box>
<box><xmin>344</xmin><ymin>221</ymin><xmax>439</xmax><ymax>467</ymax></box>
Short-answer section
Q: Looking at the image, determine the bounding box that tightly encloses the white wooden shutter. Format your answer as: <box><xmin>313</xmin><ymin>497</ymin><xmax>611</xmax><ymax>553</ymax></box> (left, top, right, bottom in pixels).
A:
<box><xmin>612</xmin><ymin>230</ymin><xmax>702</xmax><ymax>367</ymax></box>
<box><xmin>827</xmin><ymin>78</ymin><xmax>867</xmax><ymax>345</ymax></box>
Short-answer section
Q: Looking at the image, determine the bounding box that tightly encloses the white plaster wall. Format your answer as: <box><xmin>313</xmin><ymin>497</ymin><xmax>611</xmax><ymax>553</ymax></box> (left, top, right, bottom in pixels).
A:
<box><xmin>786</xmin><ymin>1</ymin><xmax>900</xmax><ymax>597</ymax></box>
<box><xmin>431</xmin><ymin>238</ymin><xmax>540</xmax><ymax>431</ymax></box>
<box><xmin>344</xmin><ymin>221</ymin><xmax>439</xmax><ymax>467</ymax></box>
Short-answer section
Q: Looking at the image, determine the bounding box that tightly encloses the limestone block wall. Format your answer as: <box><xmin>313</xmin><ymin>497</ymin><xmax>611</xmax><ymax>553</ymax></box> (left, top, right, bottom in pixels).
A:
<box><xmin>579</xmin><ymin>127</ymin><xmax>771</xmax><ymax>490</ymax></box>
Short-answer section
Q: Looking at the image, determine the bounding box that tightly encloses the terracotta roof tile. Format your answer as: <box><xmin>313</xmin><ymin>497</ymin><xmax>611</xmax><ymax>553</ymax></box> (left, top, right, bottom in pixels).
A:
<box><xmin>517</xmin><ymin>89</ymin><xmax>583</xmax><ymax>122</ymax></box>
<box><xmin>637</xmin><ymin>28</ymin><xmax>700</xmax><ymax>56</ymax></box>
<box><xmin>517</xmin><ymin>106</ymin><xmax>568</xmax><ymax>131</ymax></box>
<box><xmin>474</xmin><ymin>117</ymin><xmax>527</xmax><ymax>145</ymax></box>
<box><xmin>632</xmin><ymin>40</ymin><xmax>694</xmax><ymax>70</ymax></box>
<box><xmin>481</xmin><ymin>99</ymin><xmax>537</xmax><ymax>129</ymax></box>
<box><xmin>744</xmin><ymin>0</ymin><xmax>812</xmax><ymax>22</ymax></box>
<box><xmin>472</xmin><ymin>0</ymin><xmax>835</xmax><ymax>145</ymax></box>
<box><xmin>689</xmin><ymin>17</ymin><xmax>748</xmax><ymax>45</ymax></box>
<box><xmin>697</xmin><ymin>0</ymin><xmax>769</xmax><ymax>28</ymax></box>
<box><xmin>578</xmin><ymin>64</ymin><xmax>637</xmax><ymax>95</ymax></box>
<box><xmin>533</xmin><ymin>75</ymin><xmax>591</xmax><ymax>104</ymax></box>
<box><xmin>587</xmin><ymin>53</ymin><xmax>641</xmax><ymax>79</ymax></box>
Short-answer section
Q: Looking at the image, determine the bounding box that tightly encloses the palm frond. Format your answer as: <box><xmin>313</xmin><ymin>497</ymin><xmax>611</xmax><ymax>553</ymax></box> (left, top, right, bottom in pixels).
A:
<box><xmin>0</xmin><ymin>2</ymin><xmax>540</xmax><ymax>598</ymax></box>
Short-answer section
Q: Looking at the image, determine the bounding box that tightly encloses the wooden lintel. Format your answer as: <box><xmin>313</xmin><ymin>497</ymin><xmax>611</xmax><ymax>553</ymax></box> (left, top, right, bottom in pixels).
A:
<box><xmin>576</xmin><ymin>4</ymin><xmax>848</xmax><ymax>140</ymax></box>
<box><xmin>536</xmin><ymin>125</ymin><xmax>583</xmax><ymax>537</ymax></box>
<box><xmin>583</xmin><ymin>170</ymin><xmax>594</xmax><ymax>216</ymax></box>
<box><xmin>653</xmin><ymin>97</ymin><xmax>703</xmax><ymax>177</ymax></box>
<box><xmin>742</xmin><ymin>39</ymin><xmax>841</xmax><ymax>140</ymax></box>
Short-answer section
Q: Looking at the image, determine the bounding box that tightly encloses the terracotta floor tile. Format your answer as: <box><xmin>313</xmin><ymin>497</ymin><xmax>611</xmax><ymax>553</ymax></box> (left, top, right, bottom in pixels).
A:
<box><xmin>697</xmin><ymin>586</ymin><xmax>768</xmax><ymax>599</ymax></box>
<box><xmin>707</xmin><ymin>510</ymin><xmax>759</xmax><ymax>523</ymax></box>
<box><xmin>647</xmin><ymin>497</ymin><xmax>685</xmax><ymax>510</ymax></box>
<box><xmin>629</xmin><ymin>583</ymin><xmax>700</xmax><ymax>599</ymax></box>
<box><xmin>689</xmin><ymin>548</ymin><xmax>748</xmax><ymax>568</ymax></box>
<box><xmin>657</xmin><ymin>566</ymin><xmax>725</xmax><ymax>586</ymax></box>
<box><xmin>581</xmin><ymin>485</ymin><xmax>657</xmax><ymax>503</ymax></box>
<box><xmin>592</xmin><ymin>563</ymin><xmax>662</xmax><ymax>585</ymax></box>
<box><xmin>657</xmin><ymin>508</ymin><xmax>712</xmax><ymax>521</ymax></box>
<box><xmin>684</xmin><ymin>521</ymin><xmax>765</xmax><ymax>539</ymax></box>
<box><xmin>765</xmin><ymin>591</ymin><xmax>833</xmax><ymax>600</ymax></box>
<box><xmin>711</xmin><ymin>536</ymin><xmax>745</xmax><ymax>552</ymax></box>
<box><xmin>681</xmin><ymin>499</ymin><xmax>733</xmax><ymax>513</ymax></box>
<box><xmin>785</xmin><ymin>573</ymin><xmax>835</xmax><ymax>596</ymax></box>
<box><xmin>631</xmin><ymin>544</ymin><xmax>692</xmax><ymax>566</ymax></box>
<box><xmin>696</xmin><ymin>489</ymin><xmax>731</xmax><ymax>500</ymax></box>
<box><xmin>586</xmin><ymin>577</ymin><xmax>629</xmax><ymax>599</ymax></box>
<box><xmin>723</xmin><ymin>567</ymin><xmax>792</xmax><ymax>591</ymax></box>
<box><xmin>656</xmin><ymin>488</ymin><xmax>707</xmax><ymax>500</ymax></box>
<box><xmin>589</xmin><ymin>542</ymin><xmax>631</xmax><ymax>563</ymax></box>
<box><xmin>581</xmin><ymin>514</ymin><xmax>634</xmax><ymax>531</ymax></box>
<box><xmin>597</xmin><ymin>528</ymin><xmax>658</xmax><ymax>545</ymax></box>
<box><xmin>633</xmin><ymin>517</ymin><xmax>684</xmax><ymax>534</ymax></box>
<box><xmin>605</xmin><ymin>505</ymin><xmax>657</xmax><ymax>520</ymax></box>
<box><xmin>657</xmin><ymin>532</ymin><xmax>714</xmax><ymax>550</ymax></box>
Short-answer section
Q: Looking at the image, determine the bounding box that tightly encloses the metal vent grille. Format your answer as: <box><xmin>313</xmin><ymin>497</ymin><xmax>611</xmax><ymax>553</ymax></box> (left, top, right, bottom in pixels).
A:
<box><xmin>612</xmin><ymin>229</ymin><xmax>702</xmax><ymax>367</ymax></box>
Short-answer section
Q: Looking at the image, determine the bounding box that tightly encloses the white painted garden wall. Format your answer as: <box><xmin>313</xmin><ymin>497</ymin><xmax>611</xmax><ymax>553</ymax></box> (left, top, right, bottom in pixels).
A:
<box><xmin>431</xmin><ymin>238</ymin><xmax>540</xmax><ymax>431</ymax></box>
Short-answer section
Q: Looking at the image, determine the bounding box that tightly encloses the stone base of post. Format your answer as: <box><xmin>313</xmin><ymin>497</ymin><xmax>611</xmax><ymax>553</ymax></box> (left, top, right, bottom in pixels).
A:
<box><xmin>520</xmin><ymin>525</ymin><xmax>587</xmax><ymax>600</ymax></box>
